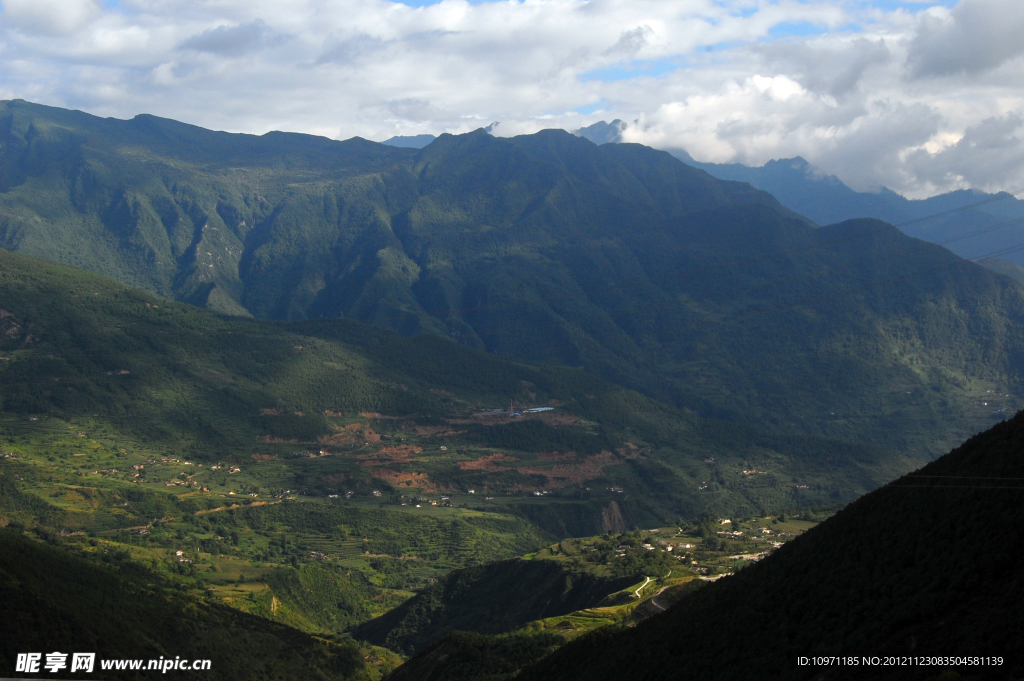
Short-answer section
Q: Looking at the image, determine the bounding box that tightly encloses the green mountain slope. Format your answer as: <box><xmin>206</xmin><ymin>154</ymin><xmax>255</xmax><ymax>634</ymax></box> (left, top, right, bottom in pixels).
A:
<box><xmin>0</xmin><ymin>528</ymin><xmax>373</xmax><ymax>681</ymax></box>
<box><xmin>2</xmin><ymin>101</ymin><xmax>1024</xmax><ymax>456</ymax></box>
<box><xmin>0</xmin><ymin>248</ymin><xmax>918</xmax><ymax>532</ymax></box>
<box><xmin>513</xmin><ymin>411</ymin><xmax>1024</xmax><ymax>681</ymax></box>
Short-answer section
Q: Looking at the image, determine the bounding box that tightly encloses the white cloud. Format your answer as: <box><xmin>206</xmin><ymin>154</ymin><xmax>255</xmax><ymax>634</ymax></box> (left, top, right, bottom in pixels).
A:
<box><xmin>179</xmin><ymin>19</ymin><xmax>288</xmax><ymax>56</ymax></box>
<box><xmin>2</xmin><ymin>0</ymin><xmax>99</xmax><ymax>36</ymax></box>
<box><xmin>603</xmin><ymin>26</ymin><xmax>654</xmax><ymax>58</ymax></box>
<box><xmin>907</xmin><ymin>0</ymin><xmax>1024</xmax><ymax>77</ymax></box>
<box><xmin>0</xmin><ymin>0</ymin><xmax>1021</xmax><ymax>198</ymax></box>
<box><xmin>904</xmin><ymin>113</ymin><xmax>1024</xmax><ymax>194</ymax></box>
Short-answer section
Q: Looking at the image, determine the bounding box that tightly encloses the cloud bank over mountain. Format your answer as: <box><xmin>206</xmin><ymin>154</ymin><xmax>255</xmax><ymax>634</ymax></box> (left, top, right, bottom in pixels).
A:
<box><xmin>0</xmin><ymin>0</ymin><xmax>1021</xmax><ymax>198</ymax></box>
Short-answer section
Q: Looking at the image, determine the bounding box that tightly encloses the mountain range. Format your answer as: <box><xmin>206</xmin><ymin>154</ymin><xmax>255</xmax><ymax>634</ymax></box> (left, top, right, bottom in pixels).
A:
<box><xmin>2</xmin><ymin>100</ymin><xmax>1023</xmax><ymax>460</ymax></box>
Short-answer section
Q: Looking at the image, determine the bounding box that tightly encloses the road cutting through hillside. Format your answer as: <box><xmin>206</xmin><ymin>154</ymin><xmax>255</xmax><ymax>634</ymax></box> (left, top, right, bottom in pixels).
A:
<box><xmin>648</xmin><ymin>586</ymin><xmax>673</xmax><ymax>611</ymax></box>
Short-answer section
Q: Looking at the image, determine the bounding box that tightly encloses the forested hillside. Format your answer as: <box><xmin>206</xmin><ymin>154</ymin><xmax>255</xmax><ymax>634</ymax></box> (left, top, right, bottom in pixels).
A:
<box><xmin>3</xmin><ymin>101</ymin><xmax>1024</xmax><ymax>457</ymax></box>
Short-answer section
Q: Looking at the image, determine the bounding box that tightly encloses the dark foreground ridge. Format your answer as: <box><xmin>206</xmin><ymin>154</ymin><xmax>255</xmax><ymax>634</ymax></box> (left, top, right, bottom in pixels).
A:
<box><xmin>512</xmin><ymin>411</ymin><xmax>1024</xmax><ymax>680</ymax></box>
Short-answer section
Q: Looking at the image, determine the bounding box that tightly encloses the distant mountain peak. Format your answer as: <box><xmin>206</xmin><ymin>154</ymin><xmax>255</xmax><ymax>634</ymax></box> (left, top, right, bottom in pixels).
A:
<box><xmin>573</xmin><ymin>119</ymin><xmax>626</xmax><ymax>145</ymax></box>
<box><xmin>764</xmin><ymin>156</ymin><xmax>811</xmax><ymax>171</ymax></box>
<box><xmin>382</xmin><ymin>133</ymin><xmax>437</xmax><ymax>149</ymax></box>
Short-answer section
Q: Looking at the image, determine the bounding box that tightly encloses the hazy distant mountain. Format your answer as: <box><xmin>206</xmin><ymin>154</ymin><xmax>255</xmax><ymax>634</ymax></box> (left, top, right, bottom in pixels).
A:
<box><xmin>677</xmin><ymin>155</ymin><xmax>1024</xmax><ymax>273</ymax></box>
<box><xmin>570</xmin><ymin>121</ymin><xmax>1024</xmax><ymax>269</ymax></box>
<box><xmin>573</xmin><ymin>119</ymin><xmax>627</xmax><ymax>146</ymax></box>
<box><xmin>383</xmin><ymin>133</ymin><xmax>437</xmax><ymax>149</ymax></box>
<box><xmin>976</xmin><ymin>257</ymin><xmax>1024</xmax><ymax>286</ymax></box>
<box><xmin>677</xmin><ymin>155</ymin><xmax>1024</xmax><ymax>269</ymax></box>
<box><xmin>678</xmin><ymin>155</ymin><xmax>907</xmax><ymax>225</ymax></box>
<box><xmin>3</xmin><ymin>99</ymin><xmax>1024</xmax><ymax>457</ymax></box>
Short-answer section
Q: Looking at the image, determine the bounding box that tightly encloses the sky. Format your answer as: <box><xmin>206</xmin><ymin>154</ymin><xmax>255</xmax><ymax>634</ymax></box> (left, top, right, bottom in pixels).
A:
<box><xmin>0</xmin><ymin>0</ymin><xmax>1022</xmax><ymax>198</ymax></box>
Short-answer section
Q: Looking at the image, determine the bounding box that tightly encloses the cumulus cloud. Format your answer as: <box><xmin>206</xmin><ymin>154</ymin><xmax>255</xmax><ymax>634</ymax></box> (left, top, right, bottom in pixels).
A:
<box><xmin>757</xmin><ymin>38</ymin><xmax>892</xmax><ymax>99</ymax></box>
<box><xmin>907</xmin><ymin>0</ymin><xmax>1024</xmax><ymax>77</ymax></box>
<box><xmin>603</xmin><ymin>26</ymin><xmax>653</xmax><ymax>58</ymax></box>
<box><xmin>0</xmin><ymin>0</ymin><xmax>1022</xmax><ymax>198</ymax></box>
<box><xmin>386</xmin><ymin>97</ymin><xmax>448</xmax><ymax>122</ymax></box>
<box><xmin>179</xmin><ymin>19</ymin><xmax>286</xmax><ymax>56</ymax></box>
<box><xmin>316</xmin><ymin>32</ymin><xmax>388</xmax><ymax>65</ymax></box>
<box><xmin>2</xmin><ymin>0</ymin><xmax>98</xmax><ymax>36</ymax></box>
<box><xmin>905</xmin><ymin>114</ymin><xmax>1024</xmax><ymax>193</ymax></box>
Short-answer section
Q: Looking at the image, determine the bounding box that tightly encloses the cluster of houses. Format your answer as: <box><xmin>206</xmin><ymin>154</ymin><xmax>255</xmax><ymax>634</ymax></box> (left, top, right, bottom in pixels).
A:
<box><xmin>398</xmin><ymin>494</ymin><xmax>455</xmax><ymax>508</ymax></box>
<box><xmin>298</xmin><ymin>449</ymin><xmax>331</xmax><ymax>458</ymax></box>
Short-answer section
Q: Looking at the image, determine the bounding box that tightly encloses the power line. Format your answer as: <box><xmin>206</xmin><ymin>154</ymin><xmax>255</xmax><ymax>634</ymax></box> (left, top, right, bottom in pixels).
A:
<box><xmin>892</xmin><ymin>194</ymin><xmax>1015</xmax><ymax>228</ymax></box>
